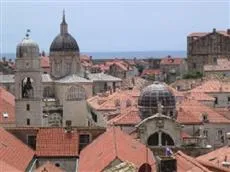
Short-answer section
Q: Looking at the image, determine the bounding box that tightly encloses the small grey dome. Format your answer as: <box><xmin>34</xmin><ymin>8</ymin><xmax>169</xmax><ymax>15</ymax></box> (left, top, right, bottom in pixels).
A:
<box><xmin>16</xmin><ymin>37</ymin><xmax>39</xmax><ymax>58</ymax></box>
<box><xmin>50</xmin><ymin>33</ymin><xmax>79</xmax><ymax>52</ymax></box>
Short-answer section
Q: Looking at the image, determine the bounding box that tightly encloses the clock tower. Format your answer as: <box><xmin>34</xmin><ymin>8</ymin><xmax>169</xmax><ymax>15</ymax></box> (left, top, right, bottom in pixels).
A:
<box><xmin>15</xmin><ymin>32</ymin><xmax>43</xmax><ymax>126</ymax></box>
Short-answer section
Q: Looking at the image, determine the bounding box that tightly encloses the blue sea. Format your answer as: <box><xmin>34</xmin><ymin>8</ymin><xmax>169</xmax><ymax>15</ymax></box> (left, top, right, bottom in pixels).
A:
<box><xmin>0</xmin><ymin>50</ymin><xmax>186</xmax><ymax>60</ymax></box>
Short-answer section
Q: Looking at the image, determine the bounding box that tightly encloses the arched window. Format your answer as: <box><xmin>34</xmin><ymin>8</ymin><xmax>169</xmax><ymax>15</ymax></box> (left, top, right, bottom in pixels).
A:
<box><xmin>66</xmin><ymin>86</ymin><xmax>86</xmax><ymax>101</ymax></box>
<box><xmin>147</xmin><ymin>132</ymin><xmax>174</xmax><ymax>146</ymax></box>
<box><xmin>43</xmin><ymin>86</ymin><xmax>54</xmax><ymax>98</ymax></box>
<box><xmin>21</xmin><ymin>77</ymin><xmax>34</xmax><ymax>98</ymax></box>
<box><xmin>162</xmin><ymin>132</ymin><xmax>174</xmax><ymax>146</ymax></box>
<box><xmin>147</xmin><ymin>132</ymin><xmax>159</xmax><ymax>146</ymax></box>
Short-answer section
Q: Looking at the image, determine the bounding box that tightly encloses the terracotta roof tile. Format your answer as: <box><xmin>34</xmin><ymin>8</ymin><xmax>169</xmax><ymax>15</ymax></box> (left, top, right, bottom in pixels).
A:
<box><xmin>0</xmin><ymin>87</ymin><xmax>15</xmax><ymax>125</ymax></box>
<box><xmin>78</xmin><ymin>127</ymin><xmax>155</xmax><ymax>172</ymax></box>
<box><xmin>141</xmin><ymin>69</ymin><xmax>161</xmax><ymax>76</ymax></box>
<box><xmin>108</xmin><ymin>106</ymin><xmax>141</xmax><ymax>125</ymax></box>
<box><xmin>187</xmin><ymin>92</ymin><xmax>215</xmax><ymax>101</ymax></box>
<box><xmin>191</xmin><ymin>80</ymin><xmax>230</xmax><ymax>93</ymax></box>
<box><xmin>87</xmin><ymin>89</ymin><xmax>139</xmax><ymax>111</ymax></box>
<box><xmin>197</xmin><ymin>146</ymin><xmax>230</xmax><ymax>172</ymax></box>
<box><xmin>177</xmin><ymin>99</ymin><xmax>230</xmax><ymax>124</ymax></box>
<box><xmin>175</xmin><ymin>151</ymin><xmax>211</xmax><ymax>172</ymax></box>
<box><xmin>36</xmin><ymin>128</ymin><xmax>79</xmax><ymax>157</ymax></box>
<box><xmin>35</xmin><ymin>161</ymin><xmax>64</xmax><ymax>172</ymax></box>
<box><xmin>0</xmin><ymin>128</ymin><xmax>34</xmax><ymax>171</ymax></box>
<box><xmin>160</xmin><ymin>57</ymin><xmax>184</xmax><ymax>65</ymax></box>
<box><xmin>40</xmin><ymin>56</ymin><xmax>50</xmax><ymax>68</ymax></box>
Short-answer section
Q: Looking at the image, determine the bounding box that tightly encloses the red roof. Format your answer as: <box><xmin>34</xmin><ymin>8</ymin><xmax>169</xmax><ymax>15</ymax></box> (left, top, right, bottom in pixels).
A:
<box><xmin>35</xmin><ymin>161</ymin><xmax>64</xmax><ymax>172</ymax></box>
<box><xmin>108</xmin><ymin>106</ymin><xmax>141</xmax><ymax>125</ymax></box>
<box><xmin>78</xmin><ymin>127</ymin><xmax>155</xmax><ymax>172</ymax></box>
<box><xmin>40</xmin><ymin>56</ymin><xmax>50</xmax><ymax>68</ymax></box>
<box><xmin>177</xmin><ymin>99</ymin><xmax>230</xmax><ymax>124</ymax></box>
<box><xmin>0</xmin><ymin>128</ymin><xmax>34</xmax><ymax>171</ymax></box>
<box><xmin>160</xmin><ymin>56</ymin><xmax>184</xmax><ymax>65</ymax></box>
<box><xmin>197</xmin><ymin>146</ymin><xmax>230</xmax><ymax>172</ymax></box>
<box><xmin>0</xmin><ymin>87</ymin><xmax>15</xmax><ymax>125</ymax></box>
<box><xmin>141</xmin><ymin>69</ymin><xmax>161</xmax><ymax>76</ymax></box>
<box><xmin>191</xmin><ymin>80</ymin><xmax>230</xmax><ymax>93</ymax></box>
<box><xmin>36</xmin><ymin>128</ymin><xmax>79</xmax><ymax>157</ymax></box>
<box><xmin>175</xmin><ymin>151</ymin><xmax>211</xmax><ymax>172</ymax></box>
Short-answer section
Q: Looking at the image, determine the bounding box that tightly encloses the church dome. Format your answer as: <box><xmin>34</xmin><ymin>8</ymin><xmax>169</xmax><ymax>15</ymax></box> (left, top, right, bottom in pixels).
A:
<box><xmin>50</xmin><ymin>11</ymin><xmax>79</xmax><ymax>53</ymax></box>
<box><xmin>16</xmin><ymin>35</ymin><xmax>39</xmax><ymax>58</ymax></box>
<box><xmin>138</xmin><ymin>81</ymin><xmax>176</xmax><ymax>119</ymax></box>
<box><xmin>50</xmin><ymin>33</ymin><xmax>79</xmax><ymax>52</ymax></box>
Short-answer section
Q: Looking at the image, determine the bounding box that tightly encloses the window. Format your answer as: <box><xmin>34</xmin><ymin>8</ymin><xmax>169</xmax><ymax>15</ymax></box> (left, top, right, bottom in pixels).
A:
<box><xmin>214</xmin><ymin>97</ymin><xmax>218</xmax><ymax>105</ymax></box>
<box><xmin>91</xmin><ymin>111</ymin><xmax>98</xmax><ymax>123</ymax></box>
<box><xmin>192</xmin><ymin>63</ymin><xmax>196</xmax><ymax>69</ymax></box>
<box><xmin>203</xmin><ymin>130</ymin><xmax>208</xmax><ymax>137</ymax></box>
<box><xmin>27</xmin><ymin>118</ymin><xmax>30</xmax><ymax>125</ymax></box>
<box><xmin>55</xmin><ymin>163</ymin><xmax>60</xmax><ymax>167</ymax></box>
<box><xmin>66</xmin><ymin>86</ymin><xmax>86</xmax><ymax>101</ymax></box>
<box><xmin>79</xmin><ymin>134</ymin><xmax>90</xmax><ymax>152</ymax></box>
<box><xmin>26</xmin><ymin>104</ymin><xmax>30</xmax><ymax>111</ymax></box>
<box><xmin>27</xmin><ymin>135</ymin><xmax>36</xmax><ymax>149</ymax></box>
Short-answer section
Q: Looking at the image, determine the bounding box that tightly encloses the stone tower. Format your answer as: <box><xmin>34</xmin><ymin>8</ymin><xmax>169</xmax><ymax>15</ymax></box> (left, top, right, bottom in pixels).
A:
<box><xmin>50</xmin><ymin>10</ymin><xmax>81</xmax><ymax>79</ymax></box>
<box><xmin>15</xmin><ymin>32</ymin><xmax>43</xmax><ymax>126</ymax></box>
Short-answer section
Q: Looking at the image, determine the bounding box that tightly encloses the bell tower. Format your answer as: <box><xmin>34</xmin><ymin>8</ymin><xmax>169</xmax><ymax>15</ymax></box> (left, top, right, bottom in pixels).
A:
<box><xmin>15</xmin><ymin>31</ymin><xmax>43</xmax><ymax>126</ymax></box>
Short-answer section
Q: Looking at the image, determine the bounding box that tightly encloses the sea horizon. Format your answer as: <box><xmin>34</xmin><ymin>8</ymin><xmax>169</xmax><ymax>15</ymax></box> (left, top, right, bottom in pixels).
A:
<box><xmin>0</xmin><ymin>50</ymin><xmax>186</xmax><ymax>60</ymax></box>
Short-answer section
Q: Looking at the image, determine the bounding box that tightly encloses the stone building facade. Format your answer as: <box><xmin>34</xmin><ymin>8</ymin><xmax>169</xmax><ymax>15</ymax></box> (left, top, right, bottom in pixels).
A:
<box><xmin>187</xmin><ymin>28</ymin><xmax>230</xmax><ymax>72</ymax></box>
<box><xmin>11</xmin><ymin>12</ymin><xmax>120</xmax><ymax>128</ymax></box>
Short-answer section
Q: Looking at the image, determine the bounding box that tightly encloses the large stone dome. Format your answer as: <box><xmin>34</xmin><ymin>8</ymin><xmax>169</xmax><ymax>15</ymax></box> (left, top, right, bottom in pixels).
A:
<box><xmin>138</xmin><ymin>81</ymin><xmax>176</xmax><ymax>119</ymax></box>
<box><xmin>50</xmin><ymin>33</ymin><xmax>79</xmax><ymax>52</ymax></box>
<box><xmin>16</xmin><ymin>36</ymin><xmax>39</xmax><ymax>58</ymax></box>
<box><xmin>49</xmin><ymin>11</ymin><xmax>79</xmax><ymax>53</ymax></box>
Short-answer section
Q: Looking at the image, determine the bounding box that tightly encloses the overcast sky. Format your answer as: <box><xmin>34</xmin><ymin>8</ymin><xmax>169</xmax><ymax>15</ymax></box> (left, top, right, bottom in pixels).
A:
<box><xmin>0</xmin><ymin>0</ymin><xmax>229</xmax><ymax>53</ymax></box>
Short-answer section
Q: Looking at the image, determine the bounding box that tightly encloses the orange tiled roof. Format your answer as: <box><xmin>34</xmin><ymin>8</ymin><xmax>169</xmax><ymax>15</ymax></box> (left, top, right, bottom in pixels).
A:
<box><xmin>175</xmin><ymin>151</ymin><xmax>211</xmax><ymax>172</ymax></box>
<box><xmin>160</xmin><ymin>56</ymin><xmax>184</xmax><ymax>65</ymax></box>
<box><xmin>191</xmin><ymin>80</ymin><xmax>230</xmax><ymax>93</ymax></box>
<box><xmin>0</xmin><ymin>87</ymin><xmax>15</xmax><ymax>125</ymax></box>
<box><xmin>177</xmin><ymin>99</ymin><xmax>230</xmax><ymax>124</ymax></box>
<box><xmin>197</xmin><ymin>146</ymin><xmax>230</xmax><ymax>172</ymax></box>
<box><xmin>141</xmin><ymin>69</ymin><xmax>161</xmax><ymax>76</ymax></box>
<box><xmin>186</xmin><ymin>92</ymin><xmax>215</xmax><ymax>101</ymax></box>
<box><xmin>40</xmin><ymin>56</ymin><xmax>50</xmax><ymax>68</ymax></box>
<box><xmin>0</xmin><ymin>128</ymin><xmax>34</xmax><ymax>171</ymax></box>
<box><xmin>87</xmin><ymin>89</ymin><xmax>139</xmax><ymax>111</ymax></box>
<box><xmin>35</xmin><ymin>161</ymin><xmax>64</xmax><ymax>172</ymax></box>
<box><xmin>78</xmin><ymin>127</ymin><xmax>155</xmax><ymax>172</ymax></box>
<box><xmin>108</xmin><ymin>106</ymin><xmax>141</xmax><ymax>125</ymax></box>
<box><xmin>36</xmin><ymin>128</ymin><xmax>79</xmax><ymax>157</ymax></box>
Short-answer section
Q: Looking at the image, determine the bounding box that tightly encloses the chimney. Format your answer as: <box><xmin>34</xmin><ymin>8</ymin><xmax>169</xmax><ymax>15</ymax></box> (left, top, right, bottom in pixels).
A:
<box><xmin>227</xmin><ymin>29</ymin><xmax>230</xmax><ymax>35</ymax></box>
<box><xmin>156</xmin><ymin>156</ymin><xmax>177</xmax><ymax>172</ymax></box>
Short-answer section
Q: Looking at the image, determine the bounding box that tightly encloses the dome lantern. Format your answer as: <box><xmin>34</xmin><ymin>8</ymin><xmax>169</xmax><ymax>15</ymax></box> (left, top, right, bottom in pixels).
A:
<box><xmin>50</xmin><ymin>10</ymin><xmax>79</xmax><ymax>53</ymax></box>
